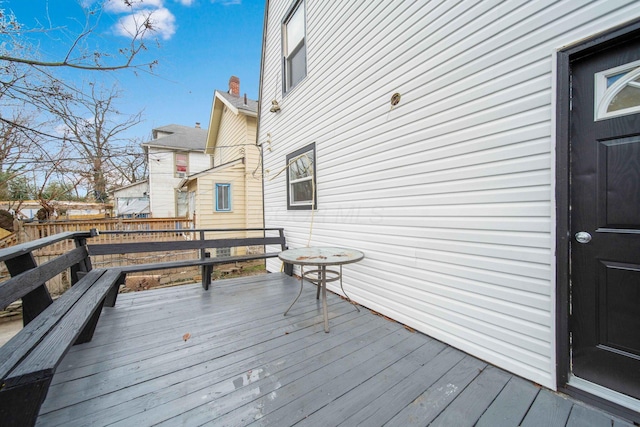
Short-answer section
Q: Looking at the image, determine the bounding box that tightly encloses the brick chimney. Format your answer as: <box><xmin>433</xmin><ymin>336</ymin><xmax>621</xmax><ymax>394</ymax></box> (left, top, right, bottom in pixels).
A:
<box><xmin>229</xmin><ymin>76</ymin><xmax>240</xmax><ymax>96</ymax></box>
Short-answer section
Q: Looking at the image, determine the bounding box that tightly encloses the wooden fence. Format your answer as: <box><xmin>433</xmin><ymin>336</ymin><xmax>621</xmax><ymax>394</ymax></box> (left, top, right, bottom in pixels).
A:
<box><xmin>2</xmin><ymin>218</ymin><xmax>195</xmax><ymax>295</ymax></box>
<box><xmin>0</xmin><ymin>233</ymin><xmax>18</xmax><ymax>249</ymax></box>
<box><xmin>20</xmin><ymin>217</ymin><xmax>194</xmax><ymax>245</ymax></box>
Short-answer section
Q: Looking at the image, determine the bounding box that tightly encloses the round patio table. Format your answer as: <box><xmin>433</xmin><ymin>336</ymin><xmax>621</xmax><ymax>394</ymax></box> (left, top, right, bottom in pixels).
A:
<box><xmin>279</xmin><ymin>247</ymin><xmax>364</xmax><ymax>332</ymax></box>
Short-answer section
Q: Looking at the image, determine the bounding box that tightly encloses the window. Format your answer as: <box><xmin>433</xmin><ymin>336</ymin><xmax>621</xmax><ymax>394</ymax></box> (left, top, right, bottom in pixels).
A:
<box><xmin>286</xmin><ymin>142</ymin><xmax>316</xmax><ymax>210</ymax></box>
<box><xmin>176</xmin><ymin>190</ymin><xmax>188</xmax><ymax>217</ymax></box>
<box><xmin>595</xmin><ymin>60</ymin><xmax>640</xmax><ymax>120</ymax></box>
<box><xmin>282</xmin><ymin>0</ymin><xmax>306</xmax><ymax>94</ymax></box>
<box><xmin>217</xmin><ymin>247</ymin><xmax>231</xmax><ymax>257</ymax></box>
<box><xmin>175</xmin><ymin>152</ymin><xmax>188</xmax><ymax>177</ymax></box>
<box><xmin>215</xmin><ymin>183</ymin><xmax>231</xmax><ymax>212</ymax></box>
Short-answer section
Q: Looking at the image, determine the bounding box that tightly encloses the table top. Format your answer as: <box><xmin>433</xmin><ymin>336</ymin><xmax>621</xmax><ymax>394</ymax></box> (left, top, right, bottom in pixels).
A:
<box><xmin>278</xmin><ymin>247</ymin><xmax>365</xmax><ymax>266</ymax></box>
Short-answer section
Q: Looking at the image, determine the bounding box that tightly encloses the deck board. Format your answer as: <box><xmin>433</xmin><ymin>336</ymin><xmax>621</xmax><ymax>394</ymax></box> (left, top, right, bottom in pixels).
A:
<box><xmin>336</xmin><ymin>345</ymin><xmax>466</xmax><ymax>426</ymax></box>
<box><xmin>475</xmin><ymin>375</ymin><xmax>540</xmax><ymax>427</ymax></box>
<box><xmin>430</xmin><ymin>365</ymin><xmax>512</xmax><ymax>427</ymax></box>
<box><xmin>35</xmin><ymin>273</ymin><xmax>636</xmax><ymax>426</ymax></box>
<box><xmin>520</xmin><ymin>389</ymin><xmax>574</xmax><ymax>427</ymax></box>
<box><xmin>384</xmin><ymin>355</ymin><xmax>488</xmax><ymax>426</ymax></box>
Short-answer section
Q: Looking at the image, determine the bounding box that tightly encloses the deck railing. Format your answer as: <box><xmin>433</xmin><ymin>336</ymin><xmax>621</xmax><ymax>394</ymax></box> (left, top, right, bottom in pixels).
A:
<box><xmin>1</xmin><ymin>226</ymin><xmax>278</xmax><ymax>297</ymax></box>
<box><xmin>2</xmin><ymin>219</ymin><xmax>193</xmax><ymax>294</ymax></box>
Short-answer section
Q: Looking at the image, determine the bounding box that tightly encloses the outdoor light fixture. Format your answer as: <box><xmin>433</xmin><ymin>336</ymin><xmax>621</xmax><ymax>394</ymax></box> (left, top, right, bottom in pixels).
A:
<box><xmin>270</xmin><ymin>99</ymin><xmax>281</xmax><ymax>113</ymax></box>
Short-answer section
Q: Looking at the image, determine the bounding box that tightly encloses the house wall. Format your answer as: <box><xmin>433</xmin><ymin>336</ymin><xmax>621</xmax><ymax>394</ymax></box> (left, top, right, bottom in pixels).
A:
<box><xmin>210</xmin><ymin>110</ymin><xmax>263</xmax><ymax>231</ymax></box>
<box><xmin>216</xmin><ymin>109</ymin><xmax>247</xmax><ymax>165</ymax></box>
<box><xmin>194</xmin><ymin>162</ymin><xmax>250</xmax><ymax>245</ymax></box>
<box><xmin>112</xmin><ymin>181</ymin><xmax>148</xmax><ymax>199</ymax></box>
<box><xmin>148</xmin><ymin>147</ymin><xmax>211</xmax><ymax>217</ymax></box>
<box><xmin>259</xmin><ymin>0</ymin><xmax>640</xmax><ymax>390</ymax></box>
<box><xmin>244</xmin><ymin>116</ymin><xmax>263</xmax><ymax>230</ymax></box>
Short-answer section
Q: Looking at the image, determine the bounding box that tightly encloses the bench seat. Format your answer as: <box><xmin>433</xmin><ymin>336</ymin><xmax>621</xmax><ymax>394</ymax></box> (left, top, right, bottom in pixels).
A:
<box><xmin>0</xmin><ymin>228</ymin><xmax>289</xmax><ymax>426</ymax></box>
<box><xmin>0</xmin><ymin>268</ymin><xmax>122</xmax><ymax>426</ymax></box>
<box><xmin>112</xmin><ymin>251</ymin><xmax>282</xmax><ymax>293</ymax></box>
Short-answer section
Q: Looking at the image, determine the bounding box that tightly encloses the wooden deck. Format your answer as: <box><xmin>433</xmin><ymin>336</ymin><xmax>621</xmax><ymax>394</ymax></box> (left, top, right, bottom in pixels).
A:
<box><xmin>37</xmin><ymin>273</ymin><xmax>634</xmax><ymax>426</ymax></box>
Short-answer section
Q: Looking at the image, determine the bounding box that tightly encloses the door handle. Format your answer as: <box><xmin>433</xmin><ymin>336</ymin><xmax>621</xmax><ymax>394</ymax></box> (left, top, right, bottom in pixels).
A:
<box><xmin>575</xmin><ymin>231</ymin><xmax>592</xmax><ymax>244</ymax></box>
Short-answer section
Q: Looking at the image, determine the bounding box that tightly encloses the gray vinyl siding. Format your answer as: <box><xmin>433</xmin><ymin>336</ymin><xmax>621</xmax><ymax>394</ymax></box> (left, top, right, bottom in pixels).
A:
<box><xmin>259</xmin><ymin>0</ymin><xmax>640</xmax><ymax>389</ymax></box>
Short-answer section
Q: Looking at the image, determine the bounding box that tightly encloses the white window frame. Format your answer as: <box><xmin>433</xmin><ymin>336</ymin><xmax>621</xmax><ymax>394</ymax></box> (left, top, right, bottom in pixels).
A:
<box><xmin>176</xmin><ymin>190</ymin><xmax>189</xmax><ymax>217</ymax></box>
<box><xmin>286</xmin><ymin>142</ymin><xmax>316</xmax><ymax>210</ymax></box>
<box><xmin>175</xmin><ymin>152</ymin><xmax>189</xmax><ymax>178</ymax></box>
<box><xmin>594</xmin><ymin>59</ymin><xmax>640</xmax><ymax>121</ymax></box>
<box><xmin>282</xmin><ymin>0</ymin><xmax>306</xmax><ymax>94</ymax></box>
<box><xmin>215</xmin><ymin>183</ymin><xmax>232</xmax><ymax>212</ymax></box>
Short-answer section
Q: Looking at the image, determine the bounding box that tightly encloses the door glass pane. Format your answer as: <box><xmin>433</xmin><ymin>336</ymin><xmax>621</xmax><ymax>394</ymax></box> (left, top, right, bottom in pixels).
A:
<box><xmin>606</xmin><ymin>72</ymin><xmax>626</xmax><ymax>87</ymax></box>
<box><xmin>595</xmin><ymin>62</ymin><xmax>640</xmax><ymax>120</ymax></box>
<box><xmin>607</xmin><ymin>77</ymin><xmax>640</xmax><ymax>112</ymax></box>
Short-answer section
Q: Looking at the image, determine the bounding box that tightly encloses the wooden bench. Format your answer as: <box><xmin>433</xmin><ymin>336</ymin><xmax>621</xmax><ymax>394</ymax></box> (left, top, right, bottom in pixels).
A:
<box><xmin>0</xmin><ymin>228</ymin><xmax>289</xmax><ymax>426</ymax></box>
<box><xmin>88</xmin><ymin>227</ymin><xmax>291</xmax><ymax>296</ymax></box>
<box><xmin>0</xmin><ymin>230</ymin><xmax>125</xmax><ymax>427</ymax></box>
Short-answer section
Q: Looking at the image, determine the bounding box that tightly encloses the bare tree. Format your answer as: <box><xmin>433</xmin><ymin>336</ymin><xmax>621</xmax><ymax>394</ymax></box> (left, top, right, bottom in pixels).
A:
<box><xmin>0</xmin><ymin>2</ymin><xmax>159</xmax><ymax>132</ymax></box>
<box><xmin>0</xmin><ymin>110</ymin><xmax>49</xmax><ymax>212</ymax></box>
<box><xmin>108</xmin><ymin>137</ymin><xmax>149</xmax><ymax>188</ymax></box>
<box><xmin>0</xmin><ymin>2</ymin><xmax>157</xmax><ymax>208</ymax></box>
<box><xmin>36</xmin><ymin>81</ymin><xmax>143</xmax><ymax>202</ymax></box>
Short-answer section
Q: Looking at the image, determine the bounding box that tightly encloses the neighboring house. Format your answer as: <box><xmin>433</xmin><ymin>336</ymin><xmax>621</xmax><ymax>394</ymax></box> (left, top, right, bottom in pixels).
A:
<box><xmin>258</xmin><ymin>0</ymin><xmax>640</xmax><ymax>420</ymax></box>
<box><xmin>0</xmin><ymin>200</ymin><xmax>112</xmax><ymax>220</ymax></box>
<box><xmin>112</xmin><ymin>180</ymin><xmax>150</xmax><ymax>218</ymax></box>
<box><xmin>143</xmin><ymin>124</ymin><xmax>210</xmax><ymax>217</ymax></box>
<box><xmin>180</xmin><ymin>76</ymin><xmax>262</xmax><ymax>242</ymax></box>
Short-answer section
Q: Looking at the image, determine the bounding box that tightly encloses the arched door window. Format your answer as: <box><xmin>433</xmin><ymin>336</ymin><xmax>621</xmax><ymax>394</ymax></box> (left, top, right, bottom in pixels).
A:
<box><xmin>595</xmin><ymin>60</ymin><xmax>640</xmax><ymax>120</ymax></box>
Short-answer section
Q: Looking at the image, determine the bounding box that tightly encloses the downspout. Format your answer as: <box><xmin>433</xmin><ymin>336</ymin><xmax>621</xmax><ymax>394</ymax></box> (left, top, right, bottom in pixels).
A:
<box><xmin>257</xmin><ymin>0</ymin><xmax>270</xmax><ymax>234</ymax></box>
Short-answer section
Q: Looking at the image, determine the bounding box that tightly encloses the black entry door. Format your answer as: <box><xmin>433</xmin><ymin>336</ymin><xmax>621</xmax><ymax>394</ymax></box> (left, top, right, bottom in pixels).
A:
<box><xmin>570</xmin><ymin>34</ymin><xmax>640</xmax><ymax>399</ymax></box>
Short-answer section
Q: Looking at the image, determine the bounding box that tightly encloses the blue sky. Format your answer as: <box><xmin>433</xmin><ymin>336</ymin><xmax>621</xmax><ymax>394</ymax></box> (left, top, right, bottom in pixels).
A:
<box><xmin>4</xmin><ymin>0</ymin><xmax>265</xmax><ymax>140</ymax></box>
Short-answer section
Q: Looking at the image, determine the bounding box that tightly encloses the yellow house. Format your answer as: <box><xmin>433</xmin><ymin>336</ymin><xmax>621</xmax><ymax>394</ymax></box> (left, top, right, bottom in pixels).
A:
<box><xmin>182</xmin><ymin>76</ymin><xmax>262</xmax><ymax>251</ymax></box>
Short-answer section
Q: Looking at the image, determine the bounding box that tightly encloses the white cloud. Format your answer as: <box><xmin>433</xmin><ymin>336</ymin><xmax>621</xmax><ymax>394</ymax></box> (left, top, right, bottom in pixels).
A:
<box><xmin>104</xmin><ymin>0</ymin><xmax>165</xmax><ymax>14</ymax></box>
<box><xmin>114</xmin><ymin>7</ymin><xmax>176</xmax><ymax>40</ymax></box>
<box><xmin>175</xmin><ymin>0</ymin><xmax>195</xmax><ymax>5</ymax></box>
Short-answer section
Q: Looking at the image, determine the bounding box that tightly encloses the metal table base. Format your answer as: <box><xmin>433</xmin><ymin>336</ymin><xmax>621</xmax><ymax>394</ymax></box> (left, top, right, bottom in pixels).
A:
<box><xmin>284</xmin><ymin>265</ymin><xmax>360</xmax><ymax>332</ymax></box>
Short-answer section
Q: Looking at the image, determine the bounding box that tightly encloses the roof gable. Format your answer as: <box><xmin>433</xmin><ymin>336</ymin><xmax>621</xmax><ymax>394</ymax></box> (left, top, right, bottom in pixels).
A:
<box><xmin>205</xmin><ymin>91</ymin><xmax>258</xmax><ymax>154</ymax></box>
<box><xmin>144</xmin><ymin>124</ymin><xmax>208</xmax><ymax>152</ymax></box>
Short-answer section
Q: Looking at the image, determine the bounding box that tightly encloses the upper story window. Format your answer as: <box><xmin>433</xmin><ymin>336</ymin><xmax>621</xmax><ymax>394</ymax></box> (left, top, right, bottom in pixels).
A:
<box><xmin>282</xmin><ymin>0</ymin><xmax>306</xmax><ymax>94</ymax></box>
<box><xmin>175</xmin><ymin>152</ymin><xmax>188</xmax><ymax>178</ymax></box>
<box><xmin>286</xmin><ymin>142</ymin><xmax>316</xmax><ymax>210</ymax></box>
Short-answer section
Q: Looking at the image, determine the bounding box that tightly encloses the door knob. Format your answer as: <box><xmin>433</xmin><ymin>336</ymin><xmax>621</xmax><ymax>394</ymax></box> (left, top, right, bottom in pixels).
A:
<box><xmin>575</xmin><ymin>231</ymin><xmax>592</xmax><ymax>244</ymax></box>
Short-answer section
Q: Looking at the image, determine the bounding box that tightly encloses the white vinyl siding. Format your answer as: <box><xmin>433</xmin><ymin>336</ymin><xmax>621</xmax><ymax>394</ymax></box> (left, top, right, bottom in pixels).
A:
<box><xmin>259</xmin><ymin>0</ymin><xmax>640</xmax><ymax>390</ymax></box>
<box><xmin>148</xmin><ymin>147</ymin><xmax>212</xmax><ymax>217</ymax></box>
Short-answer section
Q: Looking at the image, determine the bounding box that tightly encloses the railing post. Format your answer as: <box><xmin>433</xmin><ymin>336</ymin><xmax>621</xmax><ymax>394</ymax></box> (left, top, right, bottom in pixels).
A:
<box><xmin>4</xmin><ymin>253</ymin><xmax>53</xmax><ymax>326</ymax></box>
<box><xmin>70</xmin><ymin>229</ymin><xmax>97</xmax><ymax>284</ymax></box>
<box><xmin>200</xmin><ymin>230</ymin><xmax>213</xmax><ymax>289</ymax></box>
<box><xmin>280</xmin><ymin>228</ymin><xmax>293</xmax><ymax>276</ymax></box>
